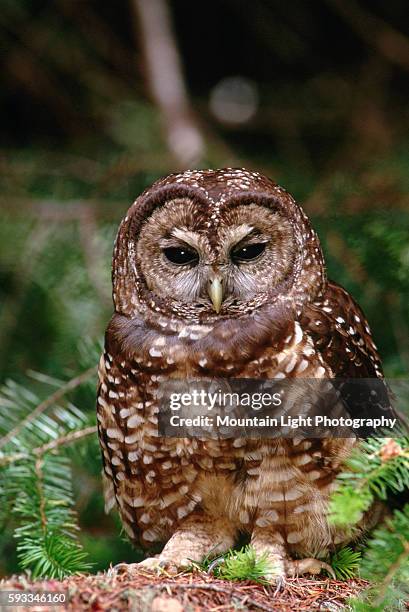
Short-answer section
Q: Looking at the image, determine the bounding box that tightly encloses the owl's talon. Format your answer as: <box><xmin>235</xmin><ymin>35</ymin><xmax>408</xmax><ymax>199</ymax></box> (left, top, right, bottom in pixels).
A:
<box><xmin>111</xmin><ymin>561</ymin><xmax>150</xmax><ymax>576</ymax></box>
<box><xmin>111</xmin><ymin>557</ymin><xmax>169</xmax><ymax>577</ymax></box>
<box><xmin>112</xmin><ymin>562</ymin><xmax>128</xmax><ymax>574</ymax></box>
<box><xmin>319</xmin><ymin>561</ymin><xmax>337</xmax><ymax>580</ymax></box>
<box><xmin>140</xmin><ymin>557</ymin><xmax>169</xmax><ymax>573</ymax></box>
<box><xmin>287</xmin><ymin>557</ymin><xmax>336</xmax><ymax>579</ymax></box>
<box><xmin>207</xmin><ymin>556</ymin><xmax>226</xmax><ymax>574</ymax></box>
<box><xmin>272</xmin><ymin>574</ymin><xmax>286</xmax><ymax>595</ymax></box>
<box><xmin>132</xmin><ymin>556</ymin><xmax>190</xmax><ymax>576</ymax></box>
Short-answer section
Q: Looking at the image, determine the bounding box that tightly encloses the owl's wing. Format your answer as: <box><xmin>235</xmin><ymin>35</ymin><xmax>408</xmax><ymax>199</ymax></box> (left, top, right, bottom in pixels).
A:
<box><xmin>96</xmin><ymin>353</ymin><xmax>119</xmax><ymax>514</ymax></box>
<box><xmin>96</xmin><ymin>329</ymin><xmax>154</xmax><ymax>542</ymax></box>
<box><xmin>301</xmin><ymin>280</ymin><xmax>383</xmax><ymax>378</ymax></box>
<box><xmin>301</xmin><ymin>281</ymin><xmax>400</xmax><ymax>431</ymax></box>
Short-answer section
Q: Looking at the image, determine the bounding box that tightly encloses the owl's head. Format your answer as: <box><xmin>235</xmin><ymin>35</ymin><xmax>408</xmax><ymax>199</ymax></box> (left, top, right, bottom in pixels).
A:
<box><xmin>112</xmin><ymin>169</ymin><xmax>325</xmax><ymax>322</ymax></box>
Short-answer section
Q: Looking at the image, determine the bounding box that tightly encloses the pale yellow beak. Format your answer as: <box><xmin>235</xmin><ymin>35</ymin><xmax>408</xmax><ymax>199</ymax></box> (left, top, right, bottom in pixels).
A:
<box><xmin>208</xmin><ymin>277</ymin><xmax>223</xmax><ymax>313</ymax></box>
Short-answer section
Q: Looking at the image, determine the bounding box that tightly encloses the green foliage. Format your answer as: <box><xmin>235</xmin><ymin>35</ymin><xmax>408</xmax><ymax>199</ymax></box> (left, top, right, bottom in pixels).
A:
<box><xmin>11</xmin><ymin>455</ymin><xmax>91</xmax><ymax>579</ymax></box>
<box><xmin>330</xmin><ymin>547</ymin><xmax>361</xmax><ymax>581</ymax></box>
<box><xmin>200</xmin><ymin>544</ymin><xmax>362</xmax><ymax>584</ymax></box>
<box><xmin>328</xmin><ymin>486</ymin><xmax>373</xmax><ymax>528</ymax></box>
<box><xmin>211</xmin><ymin>546</ymin><xmax>276</xmax><ymax>584</ymax></box>
<box><xmin>361</xmin><ymin>505</ymin><xmax>409</xmax><ymax>584</ymax></box>
<box><xmin>350</xmin><ymin>505</ymin><xmax>409</xmax><ymax>611</ymax></box>
<box><xmin>329</xmin><ymin>438</ymin><xmax>409</xmax><ymax>609</ymax></box>
<box><xmin>329</xmin><ymin>436</ymin><xmax>409</xmax><ymax>527</ymax></box>
<box><xmin>0</xmin><ymin>347</ymin><xmax>100</xmax><ymax>578</ymax></box>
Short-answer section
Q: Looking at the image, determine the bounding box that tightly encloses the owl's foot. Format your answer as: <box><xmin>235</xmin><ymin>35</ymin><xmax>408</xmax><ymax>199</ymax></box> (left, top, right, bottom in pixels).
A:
<box><xmin>272</xmin><ymin>574</ymin><xmax>286</xmax><ymax>595</ymax></box>
<box><xmin>111</xmin><ymin>559</ymin><xmax>161</xmax><ymax>577</ymax></box>
<box><xmin>114</xmin><ymin>515</ymin><xmax>236</xmax><ymax>578</ymax></box>
<box><xmin>259</xmin><ymin>563</ymin><xmax>287</xmax><ymax>589</ymax></box>
<box><xmin>286</xmin><ymin>557</ymin><xmax>336</xmax><ymax>579</ymax></box>
<box><xmin>250</xmin><ymin>534</ymin><xmax>287</xmax><ymax>587</ymax></box>
<box><xmin>113</xmin><ymin>555</ymin><xmax>188</xmax><ymax>576</ymax></box>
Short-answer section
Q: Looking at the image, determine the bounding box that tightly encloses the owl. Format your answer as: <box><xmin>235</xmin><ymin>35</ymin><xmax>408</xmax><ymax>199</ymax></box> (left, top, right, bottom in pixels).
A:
<box><xmin>97</xmin><ymin>168</ymin><xmax>386</xmax><ymax>582</ymax></box>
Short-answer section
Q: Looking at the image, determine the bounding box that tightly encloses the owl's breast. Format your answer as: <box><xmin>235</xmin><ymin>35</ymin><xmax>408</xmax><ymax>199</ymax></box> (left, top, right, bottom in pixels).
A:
<box><xmin>101</xmin><ymin>310</ymin><xmax>339</xmax><ymax>548</ymax></box>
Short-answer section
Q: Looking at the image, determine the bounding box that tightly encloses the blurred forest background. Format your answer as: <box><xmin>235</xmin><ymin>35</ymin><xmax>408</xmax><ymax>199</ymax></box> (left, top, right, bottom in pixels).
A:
<box><xmin>0</xmin><ymin>0</ymin><xmax>409</xmax><ymax>577</ymax></box>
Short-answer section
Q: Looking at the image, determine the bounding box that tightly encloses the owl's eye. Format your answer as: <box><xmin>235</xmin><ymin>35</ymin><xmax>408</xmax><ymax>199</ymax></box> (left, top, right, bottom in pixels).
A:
<box><xmin>231</xmin><ymin>242</ymin><xmax>266</xmax><ymax>263</ymax></box>
<box><xmin>163</xmin><ymin>246</ymin><xmax>199</xmax><ymax>266</ymax></box>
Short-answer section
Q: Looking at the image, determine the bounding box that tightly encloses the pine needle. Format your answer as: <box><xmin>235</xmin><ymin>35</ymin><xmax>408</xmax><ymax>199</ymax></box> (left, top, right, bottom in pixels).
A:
<box><xmin>214</xmin><ymin>546</ymin><xmax>277</xmax><ymax>584</ymax></box>
<box><xmin>0</xmin><ymin>345</ymin><xmax>100</xmax><ymax>578</ymax></box>
<box><xmin>330</xmin><ymin>546</ymin><xmax>361</xmax><ymax>580</ymax></box>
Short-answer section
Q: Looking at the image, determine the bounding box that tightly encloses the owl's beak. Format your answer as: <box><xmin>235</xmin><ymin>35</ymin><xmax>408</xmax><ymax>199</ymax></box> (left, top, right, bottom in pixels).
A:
<box><xmin>208</xmin><ymin>277</ymin><xmax>223</xmax><ymax>313</ymax></box>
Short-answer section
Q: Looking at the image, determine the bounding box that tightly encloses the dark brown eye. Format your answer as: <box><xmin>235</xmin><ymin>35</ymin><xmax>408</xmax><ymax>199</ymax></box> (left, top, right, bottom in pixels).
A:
<box><xmin>163</xmin><ymin>246</ymin><xmax>199</xmax><ymax>266</ymax></box>
<box><xmin>231</xmin><ymin>242</ymin><xmax>266</xmax><ymax>263</ymax></box>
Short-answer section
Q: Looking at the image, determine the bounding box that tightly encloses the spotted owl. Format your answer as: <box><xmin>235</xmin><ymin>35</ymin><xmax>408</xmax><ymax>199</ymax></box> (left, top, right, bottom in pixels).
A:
<box><xmin>97</xmin><ymin>168</ymin><xmax>387</xmax><ymax>581</ymax></box>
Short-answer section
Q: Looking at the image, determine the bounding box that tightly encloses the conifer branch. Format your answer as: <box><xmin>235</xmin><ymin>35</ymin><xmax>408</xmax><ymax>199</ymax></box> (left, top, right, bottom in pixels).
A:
<box><xmin>0</xmin><ymin>366</ymin><xmax>97</xmax><ymax>451</ymax></box>
<box><xmin>0</xmin><ymin>346</ymin><xmax>100</xmax><ymax>578</ymax></box>
<box><xmin>329</xmin><ymin>437</ymin><xmax>409</xmax><ymax>609</ymax></box>
<box><xmin>0</xmin><ymin>425</ymin><xmax>98</xmax><ymax>467</ymax></box>
<box><xmin>373</xmin><ymin>535</ymin><xmax>409</xmax><ymax>607</ymax></box>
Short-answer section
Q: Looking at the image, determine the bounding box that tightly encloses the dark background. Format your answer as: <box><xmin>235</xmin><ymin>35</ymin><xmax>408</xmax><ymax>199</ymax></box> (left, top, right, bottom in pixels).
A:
<box><xmin>1</xmin><ymin>0</ymin><xmax>408</xmax><ymax>575</ymax></box>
